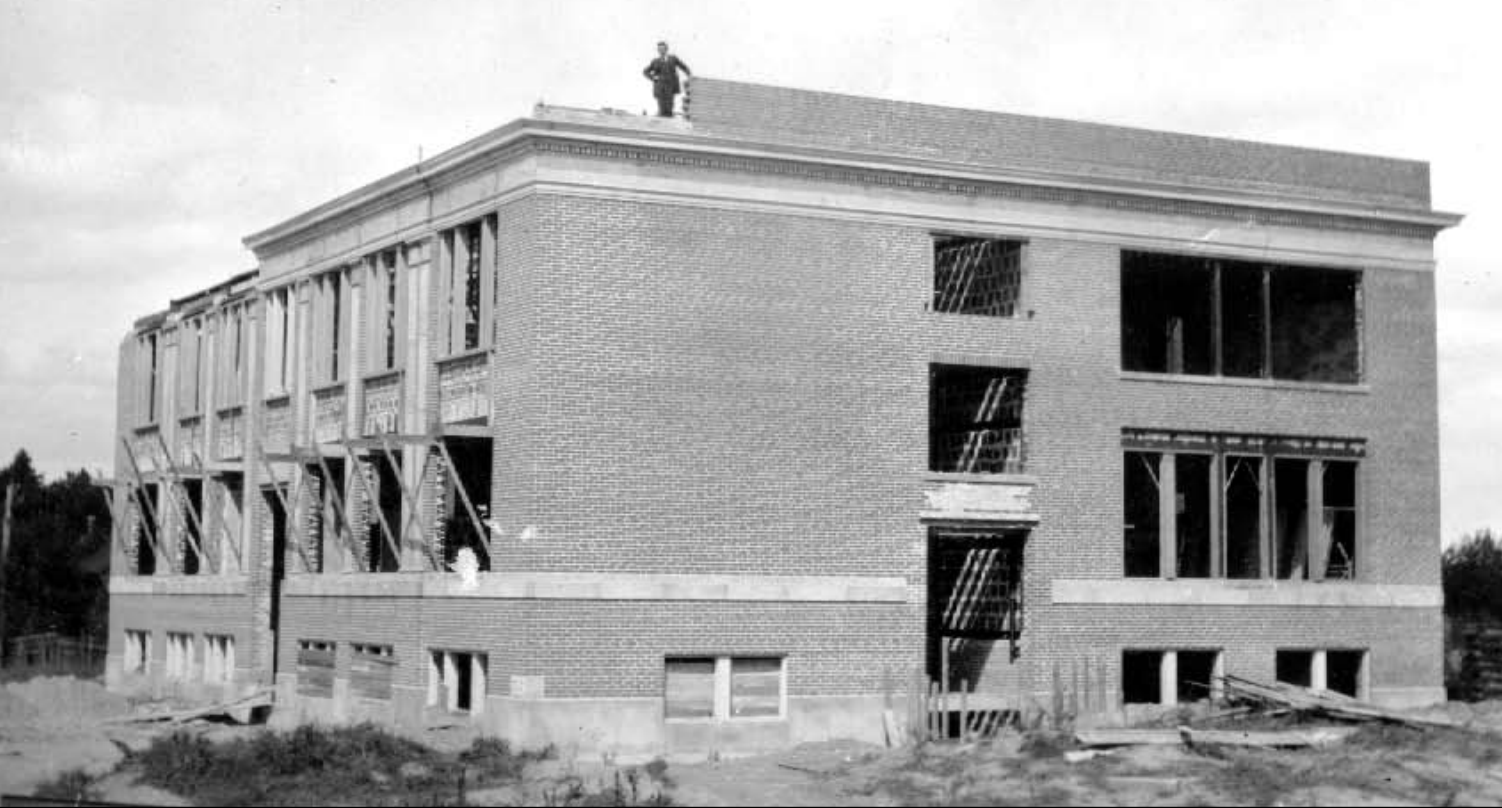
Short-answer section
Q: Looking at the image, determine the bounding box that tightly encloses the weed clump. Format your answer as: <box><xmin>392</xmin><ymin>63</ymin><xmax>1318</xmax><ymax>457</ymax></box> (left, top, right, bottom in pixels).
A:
<box><xmin>32</xmin><ymin>768</ymin><xmax>101</xmax><ymax>803</ymax></box>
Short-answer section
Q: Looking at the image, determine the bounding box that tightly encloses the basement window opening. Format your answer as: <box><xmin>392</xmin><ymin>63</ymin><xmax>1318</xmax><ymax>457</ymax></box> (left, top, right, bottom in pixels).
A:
<box><xmin>296</xmin><ymin>640</ymin><xmax>335</xmax><ymax>698</ymax></box>
<box><xmin>165</xmin><ymin>632</ymin><xmax>193</xmax><ymax>681</ymax></box>
<box><xmin>1276</xmin><ymin>650</ymin><xmax>1314</xmax><ymax>688</ymax></box>
<box><xmin>930</xmin><ymin>365</ymin><xmax>1027</xmax><ymax>474</ymax></box>
<box><xmin>124</xmin><ymin>630</ymin><xmax>150</xmax><ymax>674</ymax></box>
<box><xmin>204</xmin><ymin>634</ymin><xmax>235</xmax><ymax>684</ymax></box>
<box><xmin>428</xmin><ymin>650</ymin><xmax>487</xmax><ymax>714</ymax></box>
<box><xmin>1121</xmin><ymin>650</ymin><xmax>1162</xmax><ymax>705</ymax></box>
<box><xmin>664</xmin><ymin>656</ymin><xmax>787</xmax><ymax>721</ymax></box>
<box><xmin>932</xmin><ymin>236</ymin><xmax>1024</xmax><ymax>317</ymax></box>
<box><xmin>1327</xmin><ymin>650</ymin><xmax>1366</xmax><ymax>698</ymax></box>
<box><xmin>352</xmin><ymin>644</ymin><xmax>395</xmax><ymax>701</ymax></box>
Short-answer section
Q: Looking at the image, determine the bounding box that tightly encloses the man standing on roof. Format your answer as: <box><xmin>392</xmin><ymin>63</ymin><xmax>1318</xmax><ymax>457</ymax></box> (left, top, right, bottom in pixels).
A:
<box><xmin>643</xmin><ymin>41</ymin><xmax>691</xmax><ymax>118</ymax></box>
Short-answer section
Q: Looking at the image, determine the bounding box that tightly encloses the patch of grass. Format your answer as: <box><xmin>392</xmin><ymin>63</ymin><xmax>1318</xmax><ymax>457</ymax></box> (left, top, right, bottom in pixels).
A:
<box><xmin>458</xmin><ymin>735</ymin><xmax>555</xmax><ymax>781</ymax></box>
<box><xmin>1018</xmin><ymin>730</ymin><xmax>1075</xmax><ymax>759</ymax></box>
<box><xmin>32</xmin><ymin>768</ymin><xmax>102</xmax><ymax>803</ymax></box>
<box><xmin>131</xmin><ymin>723</ymin><xmax>465</xmax><ymax>806</ymax></box>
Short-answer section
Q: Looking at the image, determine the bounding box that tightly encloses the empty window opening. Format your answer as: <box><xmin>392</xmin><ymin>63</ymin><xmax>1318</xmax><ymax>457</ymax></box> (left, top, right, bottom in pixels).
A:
<box><xmin>1175</xmin><ymin>455</ymin><xmax>1213</xmax><ymax>579</ymax></box>
<box><xmin>145</xmin><ymin>332</ymin><xmax>160</xmax><ymax>423</ymax></box>
<box><xmin>1121</xmin><ymin>651</ymin><xmax>1162</xmax><ymax>705</ymax></box>
<box><xmin>165</xmin><ymin>632</ymin><xmax>192</xmax><ymax>681</ymax></box>
<box><xmin>135</xmin><ymin>483</ymin><xmax>158</xmax><ymax>575</ymax></box>
<box><xmin>351</xmin><ymin>644</ymin><xmax>394</xmax><ymax>701</ymax></box>
<box><xmin>1224</xmin><ymin>456</ymin><xmax>1263</xmax><ymax>579</ymax></box>
<box><xmin>928</xmin><ymin>528</ymin><xmax>1025</xmax><ymax>679</ymax></box>
<box><xmin>1270</xmin><ymin>268</ymin><xmax>1361</xmax><ymax>383</ymax></box>
<box><xmin>369</xmin><ymin>456</ymin><xmax>402</xmax><ymax>573</ymax></box>
<box><xmin>1327</xmin><ymin>650</ymin><xmax>1366</xmax><ymax>698</ymax></box>
<box><xmin>1274</xmin><ymin>459</ymin><xmax>1311</xmax><ymax>580</ymax></box>
<box><xmin>1124</xmin><ymin>452</ymin><xmax>1161</xmax><ymax>578</ymax></box>
<box><xmin>443</xmin><ymin>437</ymin><xmax>493</xmax><ymax>571</ymax></box>
<box><xmin>440</xmin><ymin>216</ymin><xmax>496</xmax><ymax>356</ymax></box>
<box><xmin>182</xmin><ymin>479</ymin><xmax>203</xmax><ymax>575</ymax></box>
<box><xmin>1322</xmin><ymin>462</ymin><xmax>1357</xmax><ymax>580</ymax></box>
<box><xmin>380</xmin><ymin>250</ymin><xmax>400</xmax><ymax>370</ymax></box>
<box><xmin>1276</xmin><ymin>650</ymin><xmax>1314</xmax><ymax>688</ymax></box>
<box><xmin>1121</xmin><ymin>253</ymin><xmax>1214</xmax><ymax>375</ymax></box>
<box><xmin>1122</xmin><ymin>252</ymin><xmax>1362</xmax><ymax>384</ymax></box>
<box><xmin>930</xmin><ymin>365</ymin><xmax>1027</xmax><ymax>474</ymax></box>
<box><xmin>204</xmin><ymin>635</ymin><xmax>235</xmax><ymax>684</ymax></box>
<box><xmin>1220</xmin><ymin>263</ymin><xmax>1266</xmax><ymax>378</ymax></box>
<box><xmin>316</xmin><ymin>459</ymin><xmax>346</xmax><ymax>571</ymax></box>
<box><xmin>932</xmin><ymin>236</ymin><xmax>1023</xmax><ymax>317</ymax></box>
<box><xmin>220</xmin><ymin>475</ymin><xmax>245</xmax><ymax>573</ymax></box>
<box><xmin>665</xmin><ymin>658</ymin><xmax>716</xmax><ymax>719</ymax></box>
<box><xmin>429</xmin><ymin>650</ymin><xmax>486</xmax><ymax>714</ymax></box>
<box><xmin>296</xmin><ymin>640</ymin><xmax>335</xmax><ymax>698</ymax></box>
<box><xmin>124</xmin><ymin>630</ymin><xmax>150</xmax><ymax>674</ymax></box>
<box><xmin>1177</xmin><ymin>651</ymin><xmax>1219</xmax><ymax>703</ymax></box>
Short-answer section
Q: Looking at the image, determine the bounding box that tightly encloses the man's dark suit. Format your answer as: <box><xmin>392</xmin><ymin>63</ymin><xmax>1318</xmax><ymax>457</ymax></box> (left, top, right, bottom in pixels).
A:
<box><xmin>643</xmin><ymin>55</ymin><xmax>691</xmax><ymax>117</ymax></box>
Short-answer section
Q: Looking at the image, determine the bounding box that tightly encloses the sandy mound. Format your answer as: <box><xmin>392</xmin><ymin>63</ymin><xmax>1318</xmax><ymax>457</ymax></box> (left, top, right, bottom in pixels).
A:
<box><xmin>4</xmin><ymin>675</ymin><xmax>132</xmax><ymax>725</ymax></box>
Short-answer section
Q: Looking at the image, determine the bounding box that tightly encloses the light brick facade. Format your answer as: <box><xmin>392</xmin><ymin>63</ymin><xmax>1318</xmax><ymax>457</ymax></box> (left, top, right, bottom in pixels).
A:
<box><xmin>107</xmin><ymin>78</ymin><xmax>1459</xmax><ymax>755</ymax></box>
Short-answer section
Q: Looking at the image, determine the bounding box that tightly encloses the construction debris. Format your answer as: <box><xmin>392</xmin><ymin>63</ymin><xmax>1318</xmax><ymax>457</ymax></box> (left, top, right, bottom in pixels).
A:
<box><xmin>1218</xmin><ymin>675</ymin><xmax>1462</xmax><ymax>730</ymax></box>
<box><xmin>105</xmin><ymin>690</ymin><xmax>272</xmax><ymax>725</ymax></box>
<box><xmin>1075</xmin><ymin>726</ymin><xmax>1358</xmax><ymax>749</ymax></box>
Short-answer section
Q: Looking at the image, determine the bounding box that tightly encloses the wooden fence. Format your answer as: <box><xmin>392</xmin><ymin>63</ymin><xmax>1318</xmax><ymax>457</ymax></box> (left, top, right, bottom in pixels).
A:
<box><xmin>1</xmin><ymin>632</ymin><xmax>106</xmax><ymax>679</ymax></box>
<box><xmin>905</xmin><ymin>656</ymin><xmax>1116</xmax><ymax>743</ymax></box>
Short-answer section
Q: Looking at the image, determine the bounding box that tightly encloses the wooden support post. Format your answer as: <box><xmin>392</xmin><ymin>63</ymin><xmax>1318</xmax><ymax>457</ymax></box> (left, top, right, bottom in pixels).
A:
<box><xmin>1161</xmin><ymin>651</ymin><xmax>1179</xmax><ymax>707</ymax></box>
<box><xmin>959</xmin><ymin>680</ymin><xmax>969</xmax><ymax>742</ymax></box>
<box><xmin>940</xmin><ymin>639</ymin><xmax>950</xmax><ymax>740</ymax></box>
<box><xmin>1159</xmin><ymin>454</ymin><xmax>1177</xmax><ymax>579</ymax></box>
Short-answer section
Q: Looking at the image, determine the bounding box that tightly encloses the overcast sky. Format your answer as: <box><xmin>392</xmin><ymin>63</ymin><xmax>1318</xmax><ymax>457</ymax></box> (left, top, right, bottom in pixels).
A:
<box><xmin>0</xmin><ymin>0</ymin><xmax>1496</xmax><ymax>542</ymax></box>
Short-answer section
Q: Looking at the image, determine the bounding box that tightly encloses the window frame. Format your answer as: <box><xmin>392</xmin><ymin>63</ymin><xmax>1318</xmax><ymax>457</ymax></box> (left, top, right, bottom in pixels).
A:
<box><xmin>436</xmin><ymin>214</ymin><xmax>497</xmax><ymax>359</ymax></box>
<box><xmin>1120</xmin><ymin>251</ymin><xmax>1365</xmax><ymax>385</ymax></box>
<box><xmin>1122</xmin><ymin>431</ymin><xmax>1363</xmax><ymax>582</ymax></box>
<box><xmin>930</xmin><ymin>234</ymin><xmax>1027</xmax><ymax>318</ymax></box>
<box><xmin>663</xmin><ymin>655</ymin><xmax>788</xmax><ymax>722</ymax></box>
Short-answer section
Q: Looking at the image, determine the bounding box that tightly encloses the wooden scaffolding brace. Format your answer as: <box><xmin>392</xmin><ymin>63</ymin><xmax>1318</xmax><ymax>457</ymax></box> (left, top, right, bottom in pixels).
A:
<box><xmin>150</xmin><ymin>431</ymin><xmax>214</xmax><ymax>574</ymax></box>
<box><xmin>118</xmin><ymin>437</ymin><xmax>176</xmax><ymax>574</ymax></box>
<box><xmin>253</xmin><ymin>441</ymin><xmax>318</xmax><ymax>573</ymax></box>
<box><xmin>337</xmin><ymin>431</ymin><xmax>492</xmax><ymax>569</ymax></box>
<box><xmin>282</xmin><ymin>444</ymin><xmax>364</xmax><ymax>566</ymax></box>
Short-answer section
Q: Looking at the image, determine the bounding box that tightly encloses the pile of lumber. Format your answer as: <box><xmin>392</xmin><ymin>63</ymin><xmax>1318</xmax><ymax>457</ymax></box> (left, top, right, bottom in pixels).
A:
<box><xmin>105</xmin><ymin>689</ymin><xmax>273</xmax><ymax>725</ymax></box>
<box><xmin>1218</xmin><ymin>675</ymin><xmax>1460</xmax><ymax>729</ymax></box>
<box><xmin>1076</xmin><ymin>725</ymin><xmax>1357</xmax><ymax>749</ymax></box>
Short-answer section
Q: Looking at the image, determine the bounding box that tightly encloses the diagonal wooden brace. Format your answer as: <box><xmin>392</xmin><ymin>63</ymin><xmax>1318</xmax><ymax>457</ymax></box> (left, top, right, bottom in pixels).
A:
<box><xmin>154</xmin><ymin>431</ymin><xmax>211</xmax><ymax>573</ymax></box>
<box><xmin>303</xmin><ymin>447</ymin><xmax>358</xmax><ymax>560</ymax></box>
<box><xmin>342</xmin><ymin>444</ymin><xmax>403</xmax><ymax>571</ymax></box>
<box><xmin>433</xmin><ymin>438</ymin><xmax>493</xmax><ymax>563</ymax></box>
<box><xmin>377</xmin><ymin>435</ymin><xmax>439</xmax><ymax>570</ymax></box>
<box><xmin>255</xmin><ymin>442</ymin><xmax>316</xmax><ymax>574</ymax></box>
<box><xmin>118</xmin><ymin>436</ymin><xmax>175</xmax><ymax>574</ymax></box>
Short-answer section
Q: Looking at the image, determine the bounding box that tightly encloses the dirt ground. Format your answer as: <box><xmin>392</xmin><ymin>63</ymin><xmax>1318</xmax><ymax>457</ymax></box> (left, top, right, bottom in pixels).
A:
<box><xmin>4</xmin><ymin>676</ymin><xmax>1502</xmax><ymax>806</ymax></box>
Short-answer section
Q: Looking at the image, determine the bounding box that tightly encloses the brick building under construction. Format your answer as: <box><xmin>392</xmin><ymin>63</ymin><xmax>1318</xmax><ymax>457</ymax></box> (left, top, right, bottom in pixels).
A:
<box><xmin>106</xmin><ymin>78</ymin><xmax>1461</xmax><ymax>755</ymax></box>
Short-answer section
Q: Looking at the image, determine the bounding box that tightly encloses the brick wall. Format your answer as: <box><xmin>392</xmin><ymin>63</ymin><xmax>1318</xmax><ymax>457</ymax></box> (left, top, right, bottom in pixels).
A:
<box><xmin>684</xmin><ymin>77</ymin><xmax>1432</xmax><ymax>211</ymax></box>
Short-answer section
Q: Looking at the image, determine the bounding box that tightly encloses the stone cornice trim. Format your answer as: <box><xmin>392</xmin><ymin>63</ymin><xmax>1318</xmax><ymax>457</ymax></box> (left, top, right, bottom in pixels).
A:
<box><xmin>1052</xmin><ymin>578</ymin><xmax>1441</xmax><ymax>608</ymax></box>
<box><xmin>282</xmin><ymin>571</ymin><xmax>909</xmax><ymax>603</ymax></box>
<box><xmin>243</xmin><ymin>119</ymin><xmax>1461</xmax><ymax>259</ymax></box>
<box><xmin>109</xmin><ymin>575</ymin><xmax>251</xmax><ymax>597</ymax></box>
